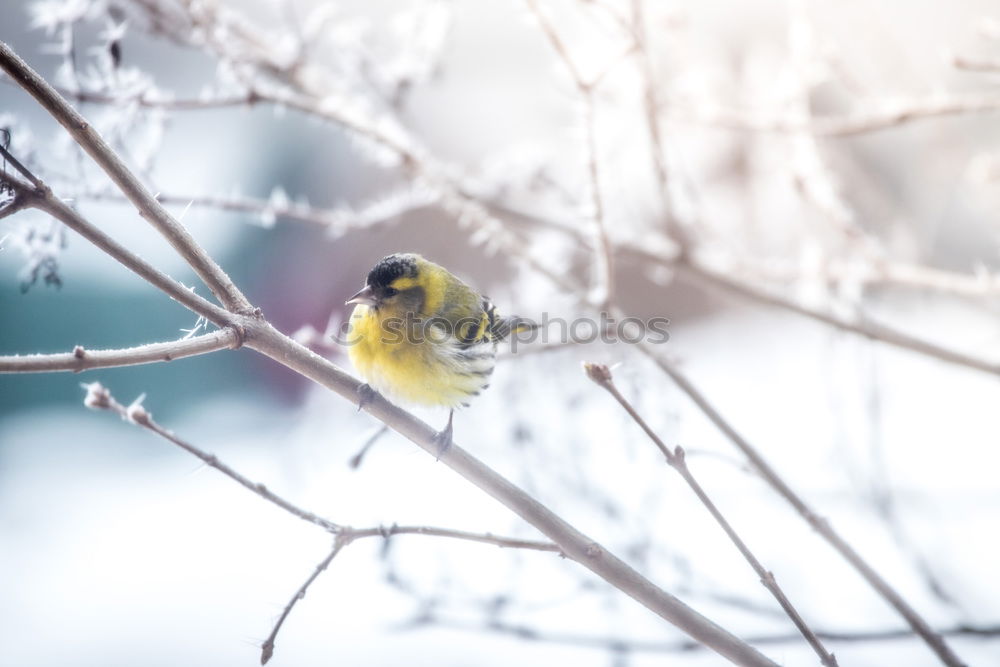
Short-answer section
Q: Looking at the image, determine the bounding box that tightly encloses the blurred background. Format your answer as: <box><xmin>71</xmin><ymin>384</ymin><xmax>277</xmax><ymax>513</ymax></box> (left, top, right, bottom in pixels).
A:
<box><xmin>3</xmin><ymin>0</ymin><xmax>1000</xmax><ymax>665</ymax></box>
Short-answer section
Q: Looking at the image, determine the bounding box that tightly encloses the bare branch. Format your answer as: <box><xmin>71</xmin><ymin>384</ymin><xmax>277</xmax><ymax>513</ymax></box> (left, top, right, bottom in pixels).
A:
<box><xmin>630</xmin><ymin>0</ymin><xmax>690</xmax><ymax>253</ymax></box>
<box><xmin>634</xmin><ymin>344</ymin><xmax>967</xmax><ymax>667</ymax></box>
<box><xmin>0</xmin><ymin>329</ymin><xmax>239</xmax><ymax>374</ymax></box>
<box><xmin>0</xmin><ymin>131</ymin><xmax>44</xmax><ymax>189</ymax></box>
<box><xmin>434</xmin><ymin>616</ymin><xmax>1000</xmax><ymax>654</ymax></box>
<box><xmin>82</xmin><ymin>382</ymin><xmax>341</xmax><ymax>533</ymax></box>
<box><xmin>582</xmin><ymin>90</ymin><xmax>614</xmax><ymax>307</ymax></box>
<box><xmin>584</xmin><ymin>362</ymin><xmax>839</xmax><ymax>667</ymax></box>
<box><xmin>345</xmin><ymin>524</ymin><xmax>562</xmax><ymax>553</ymax></box>
<box><xmin>524</xmin><ymin>0</ymin><xmax>615</xmax><ymax>306</ymax></box>
<box><xmin>665</xmin><ymin>95</ymin><xmax>1000</xmax><ymax>136</ymax></box>
<box><xmin>348</xmin><ymin>425</ymin><xmax>389</xmax><ymax>469</ymax></box>
<box><xmin>259</xmin><ymin>524</ymin><xmax>561</xmax><ymax>665</ymax></box>
<box><xmin>0</xmin><ymin>41</ymin><xmax>253</xmax><ymax>314</ymax></box>
<box><xmin>19</xmin><ymin>53</ymin><xmax>1000</xmax><ymax>140</ymax></box>
<box><xmin>260</xmin><ymin>535</ymin><xmax>351</xmax><ymax>665</ymax></box>
<box><xmin>0</xmin><ymin>75</ymin><xmax>257</xmax><ymax>111</ymax></box>
<box><xmin>681</xmin><ymin>261</ymin><xmax>1000</xmax><ymax>377</ymax></box>
<box><xmin>82</xmin><ymin>188</ymin><xmax>435</xmax><ymax>235</ymax></box>
<box><xmin>524</xmin><ymin>0</ymin><xmax>587</xmax><ymax>86</ymax></box>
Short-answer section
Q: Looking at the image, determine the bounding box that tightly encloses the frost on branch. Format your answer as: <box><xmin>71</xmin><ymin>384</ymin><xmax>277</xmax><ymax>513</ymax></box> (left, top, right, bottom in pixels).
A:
<box><xmin>8</xmin><ymin>221</ymin><xmax>67</xmax><ymax>293</ymax></box>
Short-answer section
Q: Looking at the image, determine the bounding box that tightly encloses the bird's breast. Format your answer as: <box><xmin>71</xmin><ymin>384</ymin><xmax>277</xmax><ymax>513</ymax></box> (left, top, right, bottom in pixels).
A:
<box><xmin>347</xmin><ymin>308</ymin><xmax>495</xmax><ymax>408</ymax></box>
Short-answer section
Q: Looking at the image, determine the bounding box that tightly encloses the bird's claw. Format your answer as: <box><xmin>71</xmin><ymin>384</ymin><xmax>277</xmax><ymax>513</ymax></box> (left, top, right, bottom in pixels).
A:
<box><xmin>357</xmin><ymin>383</ymin><xmax>377</xmax><ymax>411</ymax></box>
<box><xmin>432</xmin><ymin>411</ymin><xmax>454</xmax><ymax>460</ymax></box>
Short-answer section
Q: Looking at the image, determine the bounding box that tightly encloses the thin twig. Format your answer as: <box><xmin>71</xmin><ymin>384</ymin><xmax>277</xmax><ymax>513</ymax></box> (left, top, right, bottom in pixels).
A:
<box><xmin>0</xmin><ymin>41</ymin><xmax>253</xmax><ymax>314</ymax></box>
<box><xmin>582</xmin><ymin>88</ymin><xmax>614</xmax><ymax>307</ymax></box>
<box><xmin>432</xmin><ymin>615</ymin><xmax>1000</xmax><ymax>654</ymax></box>
<box><xmin>0</xmin><ymin>74</ymin><xmax>258</xmax><ymax>110</ymax></box>
<box><xmin>349</xmin><ymin>424</ymin><xmax>389</xmax><ymax>469</ymax></box>
<box><xmin>681</xmin><ymin>261</ymin><xmax>1000</xmax><ymax>377</ymax></box>
<box><xmin>584</xmin><ymin>362</ymin><xmax>839</xmax><ymax>667</ymax></box>
<box><xmin>630</xmin><ymin>0</ymin><xmax>689</xmax><ymax>253</ymax></box>
<box><xmin>82</xmin><ymin>381</ymin><xmax>342</xmax><ymax>533</ymax></box>
<box><xmin>82</xmin><ymin>188</ymin><xmax>434</xmax><ymax>235</ymax></box>
<box><xmin>0</xmin><ymin>329</ymin><xmax>239</xmax><ymax>373</ymax></box>
<box><xmin>634</xmin><ymin>344</ymin><xmax>968</xmax><ymax>667</ymax></box>
<box><xmin>15</xmin><ymin>65</ymin><xmax>1000</xmax><ymax>139</ymax></box>
<box><xmin>345</xmin><ymin>524</ymin><xmax>562</xmax><ymax>553</ymax></box>
<box><xmin>260</xmin><ymin>535</ymin><xmax>352</xmax><ymax>664</ymax></box>
<box><xmin>664</xmin><ymin>95</ymin><xmax>1000</xmax><ymax>136</ymax></box>
<box><xmin>0</xmin><ymin>133</ymin><xmax>44</xmax><ymax>189</ymax></box>
<box><xmin>88</xmin><ymin>385</ymin><xmax>564</xmax><ymax>553</ymax></box>
<box><xmin>258</xmin><ymin>523</ymin><xmax>563</xmax><ymax>665</ymax></box>
<box><xmin>525</xmin><ymin>0</ymin><xmax>615</xmax><ymax>307</ymax></box>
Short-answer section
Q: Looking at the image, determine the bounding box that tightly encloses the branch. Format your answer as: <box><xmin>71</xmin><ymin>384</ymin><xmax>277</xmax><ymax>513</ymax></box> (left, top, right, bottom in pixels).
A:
<box><xmin>0</xmin><ymin>41</ymin><xmax>253</xmax><ymax>314</ymax></box>
<box><xmin>665</xmin><ymin>95</ymin><xmax>1000</xmax><ymax>136</ymax></box>
<box><xmin>630</xmin><ymin>0</ymin><xmax>690</xmax><ymax>253</ymax></box>
<box><xmin>260</xmin><ymin>536</ymin><xmax>351</xmax><ymax>665</ymax></box>
<box><xmin>0</xmin><ymin>329</ymin><xmax>239</xmax><ymax>374</ymax></box>
<box><xmin>82</xmin><ymin>187</ymin><xmax>435</xmax><ymax>235</ymax></box>
<box><xmin>700</xmin><ymin>252</ymin><xmax>1000</xmax><ymax>298</ymax></box>
<box><xmin>64</xmin><ymin>87</ymin><xmax>257</xmax><ymax>111</ymax></box>
<box><xmin>432</xmin><ymin>615</ymin><xmax>1000</xmax><ymax>654</ymax></box>
<box><xmin>345</xmin><ymin>524</ymin><xmax>562</xmax><ymax>553</ymax></box>
<box><xmin>634</xmin><ymin>344</ymin><xmax>967</xmax><ymax>667</ymax></box>
<box><xmin>0</xmin><ymin>74</ymin><xmax>258</xmax><ymax>110</ymax></box>
<box><xmin>23</xmin><ymin>51</ymin><xmax>1000</xmax><ymax>139</ymax></box>
<box><xmin>259</xmin><ymin>525</ymin><xmax>561</xmax><ymax>664</ymax></box>
<box><xmin>525</xmin><ymin>0</ymin><xmax>615</xmax><ymax>306</ymax></box>
<box><xmin>584</xmin><ymin>363</ymin><xmax>839</xmax><ymax>667</ymax></box>
<box><xmin>81</xmin><ymin>381</ymin><xmax>341</xmax><ymax>533</ymax></box>
<box><xmin>681</xmin><ymin>261</ymin><xmax>1000</xmax><ymax>377</ymax></box>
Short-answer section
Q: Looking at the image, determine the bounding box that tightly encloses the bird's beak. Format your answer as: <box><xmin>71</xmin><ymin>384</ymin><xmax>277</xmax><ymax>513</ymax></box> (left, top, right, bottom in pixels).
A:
<box><xmin>346</xmin><ymin>285</ymin><xmax>377</xmax><ymax>307</ymax></box>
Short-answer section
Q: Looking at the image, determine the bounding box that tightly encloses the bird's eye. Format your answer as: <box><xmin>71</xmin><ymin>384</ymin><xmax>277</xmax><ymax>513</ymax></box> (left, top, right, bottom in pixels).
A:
<box><xmin>384</xmin><ymin>287</ymin><xmax>399</xmax><ymax>297</ymax></box>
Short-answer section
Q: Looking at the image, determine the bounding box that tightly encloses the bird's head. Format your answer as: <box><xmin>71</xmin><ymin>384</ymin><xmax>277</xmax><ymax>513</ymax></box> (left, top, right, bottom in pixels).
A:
<box><xmin>346</xmin><ymin>253</ymin><xmax>435</xmax><ymax>317</ymax></box>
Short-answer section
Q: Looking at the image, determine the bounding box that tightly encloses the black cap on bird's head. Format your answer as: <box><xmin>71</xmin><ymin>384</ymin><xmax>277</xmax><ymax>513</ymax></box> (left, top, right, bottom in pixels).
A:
<box><xmin>346</xmin><ymin>253</ymin><xmax>420</xmax><ymax>308</ymax></box>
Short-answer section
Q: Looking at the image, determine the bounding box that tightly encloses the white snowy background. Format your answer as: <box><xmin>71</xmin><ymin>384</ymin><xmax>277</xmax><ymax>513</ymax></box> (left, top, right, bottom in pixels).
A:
<box><xmin>2</xmin><ymin>1</ymin><xmax>1000</xmax><ymax>665</ymax></box>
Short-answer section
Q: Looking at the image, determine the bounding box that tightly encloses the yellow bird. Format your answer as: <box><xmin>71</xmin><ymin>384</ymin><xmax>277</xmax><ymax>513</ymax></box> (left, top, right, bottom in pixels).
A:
<box><xmin>345</xmin><ymin>252</ymin><xmax>533</xmax><ymax>452</ymax></box>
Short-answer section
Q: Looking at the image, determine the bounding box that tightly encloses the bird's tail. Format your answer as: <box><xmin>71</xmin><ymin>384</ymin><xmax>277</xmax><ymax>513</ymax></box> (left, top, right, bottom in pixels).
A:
<box><xmin>492</xmin><ymin>316</ymin><xmax>539</xmax><ymax>342</ymax></box>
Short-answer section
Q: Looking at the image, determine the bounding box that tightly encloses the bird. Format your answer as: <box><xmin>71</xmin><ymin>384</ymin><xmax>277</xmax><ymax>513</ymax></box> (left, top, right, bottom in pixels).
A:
<box><xmin>345</xmin><ymin>252</ymin><xmax>533</xmax><ymax>455</ymax></box>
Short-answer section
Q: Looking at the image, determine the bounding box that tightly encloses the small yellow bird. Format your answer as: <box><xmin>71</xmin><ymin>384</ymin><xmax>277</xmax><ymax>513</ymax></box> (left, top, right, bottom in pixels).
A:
<box><xmin>345</xmin><ymin>252</ymin><xmax>533</xmax><ymax>452</ymax></box>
